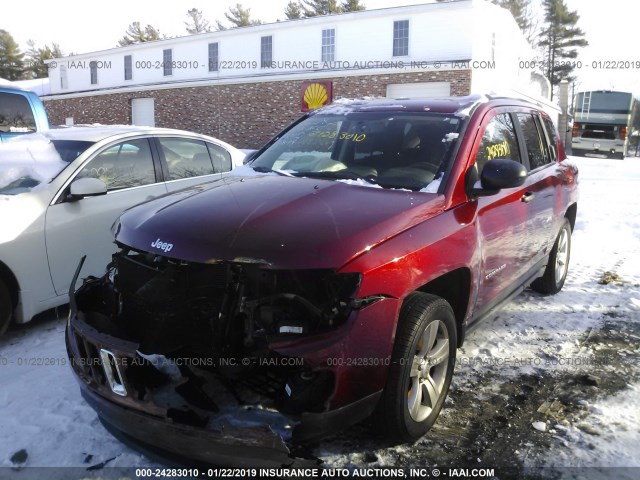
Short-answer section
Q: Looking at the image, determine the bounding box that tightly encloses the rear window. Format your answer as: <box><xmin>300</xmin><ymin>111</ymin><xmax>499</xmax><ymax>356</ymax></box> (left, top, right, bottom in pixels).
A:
<box><xmin>582</xmin><ymin>125</ymin><xmax>616</xmax><ymax>140</ymax></box>
<box><xmin>0</xmin><ymin>92</ymin><xmax>37</xmax><ymax>133</ymax></box>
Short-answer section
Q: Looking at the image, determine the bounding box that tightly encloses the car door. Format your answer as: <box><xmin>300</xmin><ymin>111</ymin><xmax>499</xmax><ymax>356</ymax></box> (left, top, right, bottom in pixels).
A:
<box><xmin>154</xmin><ymin>137</ymin><xmax>231</xmax><ymax>193</ymax></box>
<box><xmin>472</xmin><ymin>110</ymin><xmax>536</xmax><ymax>315</ymax></box>
<box><xmin>45</xmin><ymin>137</ymin><xmax>168</xmax><ymax>296</ymax></box>
<box><xmin>512</xmin><ymin>112</ymin><xmax>559</xmax><ymax>266</ymax></box>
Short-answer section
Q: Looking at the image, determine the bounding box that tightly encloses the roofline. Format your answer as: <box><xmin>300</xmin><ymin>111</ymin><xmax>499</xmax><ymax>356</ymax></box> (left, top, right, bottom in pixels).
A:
<box><xmin>45</xmin><ymin>1</ymin><xmax>474</xmax><ymax>62</ymax></box>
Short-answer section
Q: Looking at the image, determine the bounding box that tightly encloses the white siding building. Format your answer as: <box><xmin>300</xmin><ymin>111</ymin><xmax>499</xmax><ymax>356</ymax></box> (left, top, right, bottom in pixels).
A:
<box><xmin>44</xmin><ymin>0</ymin><xmax>552</xmax><ymax>148</ymax></box>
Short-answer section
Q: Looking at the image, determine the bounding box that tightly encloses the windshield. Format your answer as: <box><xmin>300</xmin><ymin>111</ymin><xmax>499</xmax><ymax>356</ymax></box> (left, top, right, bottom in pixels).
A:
<box><xmin>250</xmin><ymin>111</ymin><xmax>462</xmax><ymax>191</ymax></box>
<box><xmin>0</xmin><ymin>137</ymin><xmax>94</xmax><ymax>195</ymax></box>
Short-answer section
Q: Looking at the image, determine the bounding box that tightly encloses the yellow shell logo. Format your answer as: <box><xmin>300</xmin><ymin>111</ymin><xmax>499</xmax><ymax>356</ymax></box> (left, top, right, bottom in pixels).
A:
<box><xmin>304</xmin><ymin>83</ymin><xmax>328</xmax><ymax>110</ymax></box>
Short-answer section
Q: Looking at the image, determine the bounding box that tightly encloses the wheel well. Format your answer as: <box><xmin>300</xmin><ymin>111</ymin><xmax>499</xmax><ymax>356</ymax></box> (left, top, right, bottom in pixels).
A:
<box><xmin>565</xmin><ymin>203</ymin><xmax>577</xmax><ymax>231</ymax></box>
<box><xmin>0</xmin><ymin>261</ymin><xmax>19</xmax><ymax>309</ymax></box>
<box><xmin>416</xmin><ymin>268</ymin><xmax>470</xmax><ymax>348</ymax></box>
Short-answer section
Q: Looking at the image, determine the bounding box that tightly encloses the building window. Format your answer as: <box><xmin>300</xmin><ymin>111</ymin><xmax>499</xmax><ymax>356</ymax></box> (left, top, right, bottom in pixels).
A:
<box><xmin>208</xmin><ymin>43</ymin><xmax>219</xmax><ymax>72</ymax></box>
<box><xmin>163</xmin><ymin>49</ymin><xmax>172</xmax><ymax>76</ymax></box>
<box><xmin>90</xmin><ymin>61</ymin><xmax>98</xmax><ymax>85</ymax></box>
<box><xmin>60</xmin><ymin>64</ymin><xmax>68</xmax><ymax>89</ymax></box>
<box><xmin>261</xmin><ymin>36</ymin><xmax>272</xmax><ymax>68</ymax></box>
<box><xmin>321</xmin><ymin>29</ymin><xmax>335</xmax><ymax>62</ymax></box>
<box><xmin>124</xmin><ymin>55</ymin><xmax>132</xmax><ymax>80</ymax></box>
<box><xmin>393</xmin><ymin>20</ymin><xmax>409</xmax><ymax>57</ymax></box>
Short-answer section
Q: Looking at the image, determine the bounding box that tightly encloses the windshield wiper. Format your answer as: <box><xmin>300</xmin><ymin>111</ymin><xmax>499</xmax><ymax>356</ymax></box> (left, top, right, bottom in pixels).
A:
<box><xmin>291</xmin><ymin>170</ymin><xmax>379</xmax><ymax>186</ymax></box>
<box><xmin>251</xmin><ymin>166</ymin><xmax>294</xmax><ymax>177</ymax></box>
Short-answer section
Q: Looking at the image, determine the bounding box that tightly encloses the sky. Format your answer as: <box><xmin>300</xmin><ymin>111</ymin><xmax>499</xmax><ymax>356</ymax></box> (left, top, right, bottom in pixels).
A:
<box><xmin>1</xmin><ymin>0</ymin><xmax>638</xmax><ymax>95</ymax></box>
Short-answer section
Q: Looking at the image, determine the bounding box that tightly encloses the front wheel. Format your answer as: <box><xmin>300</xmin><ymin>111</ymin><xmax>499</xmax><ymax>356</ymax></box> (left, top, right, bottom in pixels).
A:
<box><xmin>0</xmin><ymin>279</ymin><xmax>12</xmax><ymax>336</ymax></box>
<box><xmin>531</xmin><ymin>219</ymin><xmax>572</xmax><ymax>295</ymax></box>
<box><xmin>380</xmin><ymin>292</ymin><xmax>457</xmax><ymax>442</ymax></box>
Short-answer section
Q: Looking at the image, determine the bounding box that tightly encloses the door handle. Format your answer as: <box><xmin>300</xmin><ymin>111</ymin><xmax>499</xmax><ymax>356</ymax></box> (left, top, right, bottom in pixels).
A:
<box><xmin>521</xmin><ymin>192</ymin><xmax>534</xmax><ymax>203</ymax></box>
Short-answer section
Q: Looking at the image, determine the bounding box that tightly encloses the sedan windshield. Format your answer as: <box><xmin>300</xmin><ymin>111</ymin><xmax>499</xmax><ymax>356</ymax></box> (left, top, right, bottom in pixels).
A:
<box><xmin>0</xmin><ymin>138</ymin><xmax>94</xmax><ymax>195</ymax></box>
<box><xmin>251</xmin><ymin>111</ymin><xmax>462</xmax><ymax>191</ymax></box>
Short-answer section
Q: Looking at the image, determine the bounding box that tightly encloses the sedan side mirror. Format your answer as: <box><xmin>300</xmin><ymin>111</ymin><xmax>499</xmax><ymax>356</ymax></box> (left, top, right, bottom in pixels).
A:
<box><xmin>68</xmin><ymin>177</ymin><xmax>107</xmax><ymax>200</ymax></box>
<box><xmin>471</xmin><ymin>158</ymin><xmax>527</xmax><ymax>197</ymax></box>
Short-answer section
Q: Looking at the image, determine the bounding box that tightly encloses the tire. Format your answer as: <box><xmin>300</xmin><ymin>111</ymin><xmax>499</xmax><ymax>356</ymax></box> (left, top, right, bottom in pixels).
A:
<box><xmin>531</xmin><ymin>219</ymin><xmax>571</xmax><ymax>295</ymax></box>
<box><xmin>0</xmin><ymin>279</ymin><xmax>12</xmax><ymax>336</ymax></box>
<box><xmin>380</xmin><ymin>292</ymin><xmax>457</xmax><ymax>442</ymax></box>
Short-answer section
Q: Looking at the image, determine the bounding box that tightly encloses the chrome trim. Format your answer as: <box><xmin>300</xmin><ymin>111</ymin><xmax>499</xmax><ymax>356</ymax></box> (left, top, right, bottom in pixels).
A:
<box><xmin>100</xmin><ymin>349</ymin><xmax>127</xmax><ymax>396</ymax></box>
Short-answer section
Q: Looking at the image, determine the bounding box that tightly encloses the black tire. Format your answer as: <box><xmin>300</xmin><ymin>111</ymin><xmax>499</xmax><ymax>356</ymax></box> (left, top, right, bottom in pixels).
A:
<box><xmin>0</xmin><ymin>279</ymin><xmax>12</xmax><ymax>336</ymax></box>
<box><xmin>380</xmin><ymin>292</ymin><xmax>457</xmax><ymax>442</ymax></box>
<box><xmin>531</xmin><ymin>219</ymin><xmax>571</xmax><ymax>295</ymax></box>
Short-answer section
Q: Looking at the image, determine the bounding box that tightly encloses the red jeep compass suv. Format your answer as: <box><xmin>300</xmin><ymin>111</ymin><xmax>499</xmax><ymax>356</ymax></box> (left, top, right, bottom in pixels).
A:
<box><xmin>66</xmin><ymin>95</ymin><xmax>578</xmax><ymax>467</ymax></box>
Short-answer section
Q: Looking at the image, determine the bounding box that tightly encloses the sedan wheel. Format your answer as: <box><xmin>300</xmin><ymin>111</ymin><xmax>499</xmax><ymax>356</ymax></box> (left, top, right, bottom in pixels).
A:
<box><xmin>380</xmin><ymin>292</ymin><xmax>457</xmax><ymax>442</ymax></box>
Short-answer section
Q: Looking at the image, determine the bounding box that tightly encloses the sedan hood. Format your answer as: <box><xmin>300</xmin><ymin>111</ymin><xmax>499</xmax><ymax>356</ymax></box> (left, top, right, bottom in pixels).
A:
<box><xmin>114</xmin><ymin>175</ymin><xmax>445</xmax><ymax>269</ymax></box>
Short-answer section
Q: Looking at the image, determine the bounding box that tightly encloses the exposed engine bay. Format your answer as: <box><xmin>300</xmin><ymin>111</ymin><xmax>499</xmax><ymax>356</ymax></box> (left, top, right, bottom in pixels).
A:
<box><xmin>68</xmin><ymin>247</ymin><xmax>362</xmax><ymax>446</ymax></box>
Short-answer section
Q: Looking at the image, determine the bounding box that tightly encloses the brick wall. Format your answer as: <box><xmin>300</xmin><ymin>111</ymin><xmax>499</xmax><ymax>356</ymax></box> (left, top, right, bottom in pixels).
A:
<box><xmin>44</xmin><ymin>70</ymin><xmax>471</xmax><ymax>149</ymax></box>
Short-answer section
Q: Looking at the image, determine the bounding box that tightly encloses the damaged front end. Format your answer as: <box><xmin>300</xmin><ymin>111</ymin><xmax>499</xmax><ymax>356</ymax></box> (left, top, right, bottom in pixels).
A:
<box><xmin>66</xmin><ymin>247</ymin><xmax>394</xmax><ymax>467</ymax></box>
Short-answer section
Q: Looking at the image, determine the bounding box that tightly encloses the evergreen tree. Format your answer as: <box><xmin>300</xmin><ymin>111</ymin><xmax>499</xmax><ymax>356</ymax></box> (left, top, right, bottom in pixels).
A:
<box><xmin>341</xmin><ymin>0</ymin><xmax>365</xmax><ymax>12</ymax></box>
<box><xmin>0</xmin><ymin>30</ymin><xmax>26</xmax><ymax>80</ymax></box>
<box><xmin>492</xmin><ymin>0</ymin><xmax>531</xmax><ymax>34</ymax></box>
<box><xmin>284</xmin><ymin>1</ymin><xmax>303</xmax><ymax>20</ymax></box>
<box><xmin>185</xmin><ymin>8</ymin><xmax>211</xmax><ymax>34</ymax></box>
<box><xmin>118</xmin><ymin>22</ymin><xmax>163</xmax><ymax>46</ymax></box>
<box><xmin>538</xmin><ymin>0</ymin><xmax>588</xmax><ymax>97</ymax></box>
<box><xmin>25</xmin><ymin>40</ymin><xmax>64</xmax><ymax>79</ymax></box>
<box><xmin>221</xmin><ymin>4</ymin><xmax>262</xmax><ymax>28</ymax></box>
<box><xmin>301</xmin><ymin>0</ymin><xmax>342</xmax><ymax>17</ymax></box>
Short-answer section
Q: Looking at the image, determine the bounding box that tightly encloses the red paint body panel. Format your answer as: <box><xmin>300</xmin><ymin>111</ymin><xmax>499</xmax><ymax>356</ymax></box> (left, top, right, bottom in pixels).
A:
<box><xmin>115</xmin><ymin>175</ymin><xmax>445</xmax><ymax>270</ymax></box>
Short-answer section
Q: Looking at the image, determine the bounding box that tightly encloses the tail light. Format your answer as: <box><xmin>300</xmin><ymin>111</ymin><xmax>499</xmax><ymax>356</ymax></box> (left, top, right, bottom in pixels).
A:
<box><xmin>572</xmin><ymin>123</ymin><xmax>581</xmax><ymax>137</ymax></box>
<box><xmin>620</xmin><ymin>126</ymin><xmax>628</xmax><ymax>140</ymax></box>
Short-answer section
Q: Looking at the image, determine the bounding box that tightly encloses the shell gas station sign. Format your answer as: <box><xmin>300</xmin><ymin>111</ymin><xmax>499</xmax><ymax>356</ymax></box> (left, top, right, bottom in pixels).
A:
<box><xmin>301</xmin><ymin>81</ymin><xmax>333</xmax><ymax>112</ymax></box>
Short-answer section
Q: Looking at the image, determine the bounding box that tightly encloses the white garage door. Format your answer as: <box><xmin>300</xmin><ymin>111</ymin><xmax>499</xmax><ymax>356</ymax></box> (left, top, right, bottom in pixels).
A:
<box><xmin>386</xmin><ymin>82</ymin><xmax>451</xmax><ymax>99</ymax></box>
<box><xmin>131</xmin><ymin>98</ymin><xmax>155</xmax><ymax>127</ymax></box>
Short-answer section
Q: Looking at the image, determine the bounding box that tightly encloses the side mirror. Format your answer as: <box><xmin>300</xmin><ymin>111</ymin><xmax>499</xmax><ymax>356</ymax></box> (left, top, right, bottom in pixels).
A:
<box><xmin>68</xmin><ymin>177</ymin><xmax>107</xmax><ymax>200</ymax></box>
<box><xmin>471</xmin><ymin>158</ymin><xmax>526</xmax><ymax>197</ymax></box>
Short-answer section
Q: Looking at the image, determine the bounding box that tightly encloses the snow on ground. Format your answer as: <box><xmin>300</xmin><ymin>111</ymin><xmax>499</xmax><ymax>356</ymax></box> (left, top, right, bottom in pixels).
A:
<box><xmin>0</xmin><ymin>155</ymin><xmax>639</xmax><ymax>478</ymax></box>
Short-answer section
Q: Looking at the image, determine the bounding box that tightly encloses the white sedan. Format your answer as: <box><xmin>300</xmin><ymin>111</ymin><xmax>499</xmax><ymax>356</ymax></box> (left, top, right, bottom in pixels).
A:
<box><xmin>0</xmin><ymin>126</ymin><xmax>246</xmax><ymax>334</ymax></box>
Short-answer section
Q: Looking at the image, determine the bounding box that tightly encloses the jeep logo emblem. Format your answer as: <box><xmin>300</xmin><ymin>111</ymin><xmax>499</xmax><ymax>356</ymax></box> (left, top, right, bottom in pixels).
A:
<box><xmin>151</xmin><ymin>238</ymin><xmax>173</xmax><ymax>253</ymax></box>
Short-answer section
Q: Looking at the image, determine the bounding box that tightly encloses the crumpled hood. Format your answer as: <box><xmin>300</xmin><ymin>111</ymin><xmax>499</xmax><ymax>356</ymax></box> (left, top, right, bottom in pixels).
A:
<box><xmin>114</xmin><ymin>175</ymin><xmax>445</xmax><ymax>269</ymax></box>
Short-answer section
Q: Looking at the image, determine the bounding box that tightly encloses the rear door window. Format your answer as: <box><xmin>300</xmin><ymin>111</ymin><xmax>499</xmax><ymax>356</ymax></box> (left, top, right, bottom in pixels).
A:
<box><xmin>0</xmin><ymin>92</ymin><xmax>37</xmax><ymax>133</ymax></box>
<box><xmin>157</xmin><ymin>138</ymin><xmax>216</xmax><ymax>180</ymax></box>
<box><xmin>540</xmin><ymin>117</ymin><xmax>558</xmax><ymax>162</ymax></box>
<box><xmin>207</xmin><ymin>142</ymin><xmax>232</xmax><ymax>173</ymax></box>
<box><xmin>516</xmin><ymin>113</ymin><xmax>552</xmax><ymax>170</ymax></box>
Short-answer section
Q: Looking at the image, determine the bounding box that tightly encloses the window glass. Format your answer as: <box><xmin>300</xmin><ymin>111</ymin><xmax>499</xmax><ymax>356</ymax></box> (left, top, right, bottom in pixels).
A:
<box><xmin>163</xmin><ymin>49</ymin><xmax>172</xmax><ymax>76</ymax></box>
<box><xmin>124</xmin><ymin>55</ymin><xmax>132</xmax><ymax>81</ymax></box>
<box><xmin>0</xmin><ymin>93</ymin><xmax>37</xmax><ymax>133</ymax></box>
<box><xmin>158</xmin><ymin>138</ymin><xmax>215</xmax><ymax>180</ymax></box>
<box><xmin>542</xmin><ymin>117</ymin><xmax>558</xmax><ymax>162</ymax></box>
<box><xmin>517</xmin><ymin>113</ymin><xmax>550</xmax><ymax>170</ymax></box>
<box><xmin>251</xmin><ymin>111</ymin><xmax>461</xmax><ymax>191</ymax></box>
<box><xmin>208</xmin><ymin>43</ymin><xmax>219</xmax><ymax>72</ymax></box>
<box><xmin>207</xmin><ymin>143</ymin><xmax>232</xmax><ymax>173</ymax></box>
<box><xmin>77</xmin><ymin>139</ymin><xmax>156</xmax><ymax>190</ymax></box>
<box><xmin>476</xmin><ymin>113</ymin><xmax>521</xmax><ymax>175</ymax></box>
<box><xmin>90</xmin><ymin>61</ymin><xmax>98</xmax><ymax>85</ymax></box>
<box><xmin>393</xmin><ymin>20</ymin><xmax>409</xmax><ymax>56</ymax></box>
<box><xmin>322</xmin><ymin>29</ymin><xmax>335</xmax><ymax>62</ymax></box>
<box><xmin>261</xmin><ymin>36</ymin><xmax>272</xmax><ymax>68</ymax></box>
